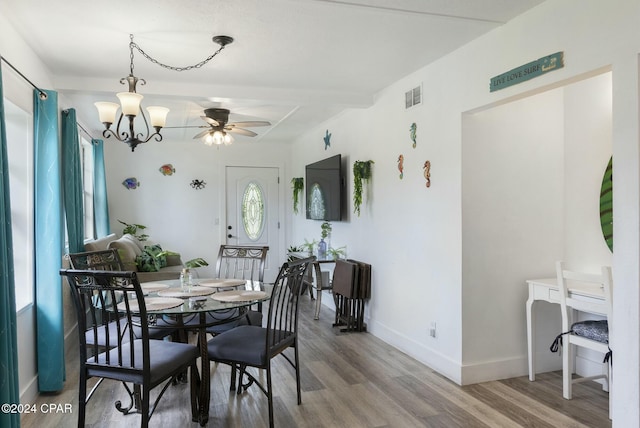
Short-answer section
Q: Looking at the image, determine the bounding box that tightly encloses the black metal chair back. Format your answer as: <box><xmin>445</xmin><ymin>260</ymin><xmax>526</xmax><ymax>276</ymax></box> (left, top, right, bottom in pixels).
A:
<box><xmin>215</xmin><ymin>245</ymin><xmax>269</xmax><ymax>283</ymax></box>
<box><xmin>61</xmin><ymin>268</ymin><xmax>199</xmax><ymax>427</ymax></box>
<box><xmin>68</xmin><ymin>249</ymin><xmax>124</xmax><ymax>271</ymax></box>
<box><xmin>264</xmin><ymin>256</ymin><xmax>311</xmax><ymax>357</ymax></box>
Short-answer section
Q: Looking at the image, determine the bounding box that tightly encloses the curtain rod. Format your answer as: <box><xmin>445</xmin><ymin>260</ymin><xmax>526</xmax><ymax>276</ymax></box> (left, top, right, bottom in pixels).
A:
<box><xmin>76</xmin><ymin>122</ymin><xmax>98</xmax><ymax>142</ymax></box>
<box><xmin>0</xmin><ymin>55</ymin><xmax>48</xmax><ymax>100</ymax></box>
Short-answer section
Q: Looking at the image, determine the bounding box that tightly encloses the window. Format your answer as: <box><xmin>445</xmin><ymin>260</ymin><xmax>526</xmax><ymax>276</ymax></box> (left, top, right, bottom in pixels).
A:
<box><xmin>242</xmin><ymin>182</ymin><xmax>265</xmax><ymax>241</ymax></box>
<box><xmin>5</xmin><ymin>99</ymin><xmax>34</xmax><ymax>311</ymax></box>
<box><xmin>81</xmin><ymin>136</ymin><xmax>95</xmax><ymax>241</ymax></box>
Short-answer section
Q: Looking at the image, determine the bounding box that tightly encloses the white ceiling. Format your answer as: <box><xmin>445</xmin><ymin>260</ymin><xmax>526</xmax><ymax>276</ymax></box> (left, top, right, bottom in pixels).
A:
<box><xmin>1</xmin><ymin>0</ymin><xmax>545</xmax><ymax>144</ymax></box>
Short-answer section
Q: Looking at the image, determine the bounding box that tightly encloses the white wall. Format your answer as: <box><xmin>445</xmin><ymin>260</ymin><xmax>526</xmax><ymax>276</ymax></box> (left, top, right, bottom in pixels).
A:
<box><xmin>290</xmin><ymin>1</ymin><xmax>638</xmax><ymax>425</ymax></box>
<box><xmin>461</xmin><ymin>87</ymin><xmax>566</xmax><ymax>383</ymax></box>
<box><xmin>4</xmin><ymin>0</ymin><xmax>640</xmax><ymax>425</ymax></box>
<box><xmin>103</xmin><ymin>136</ymin><xmax>292</xmax><ymax>279</ymax></box>
<box><xmin>461</xmin><ymin>72</ymin><xmax>613</xmax><ymax>384</ymax></box>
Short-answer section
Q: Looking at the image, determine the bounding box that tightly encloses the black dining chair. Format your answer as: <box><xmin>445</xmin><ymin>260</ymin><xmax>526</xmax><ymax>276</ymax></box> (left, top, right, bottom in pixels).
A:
<box><xmin>68</xmin><ymin>249</ymin><xmax>177</xmax><ymax>344</ymax></box>
<box><xmin>60</xmin><ymin>268</ymin><xmax>200</xmax><ymax>428</ymax></box>
<box><xmin>207</xmin><ymin>256</ymin><xmax>314</xmax><ymax>428</ymax></box>
<box><xmin>209</xmin><ymin>244</ymin><xmax>269</xmax><ymax>331</ymax></box>
<box><xmin>195</xmin><ymin>245</ymin><xmax>269</xmax><ymax>390</ymax></box>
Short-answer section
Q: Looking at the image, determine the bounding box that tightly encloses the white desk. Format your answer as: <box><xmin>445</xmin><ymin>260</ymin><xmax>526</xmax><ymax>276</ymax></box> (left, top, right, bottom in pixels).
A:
<box><xmin>525</xmin><ymin>277</ymin><xmax>605</xmax><ymax>381</ymax></box>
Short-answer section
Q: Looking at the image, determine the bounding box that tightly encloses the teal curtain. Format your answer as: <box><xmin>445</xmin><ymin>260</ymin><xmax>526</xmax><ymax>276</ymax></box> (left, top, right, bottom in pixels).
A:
<box><xmin>0</xmin><ymin>61</ymin><xmax>20</xmax><ymax>428</ymax></box>
<box><xmin>34</xmin><ymin>89</ymin><xmax>64</xmax><ymax>392</ymax></box>
<box><xmin>93</xmin><ymin>139</ymin><xmax>110</xmax><ymax>237</ymax></box>
<box><xmin>61</xmin><ymin>109</ymin><xmax>84</xmax><ymax>253</ymax></box>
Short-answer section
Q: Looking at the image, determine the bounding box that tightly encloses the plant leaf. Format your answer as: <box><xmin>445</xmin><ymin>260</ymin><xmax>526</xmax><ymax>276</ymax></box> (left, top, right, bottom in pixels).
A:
<box><xmin>185</xmin><ymin>258</ymin><xmax>209</xmax><ymax>268</ymax></box>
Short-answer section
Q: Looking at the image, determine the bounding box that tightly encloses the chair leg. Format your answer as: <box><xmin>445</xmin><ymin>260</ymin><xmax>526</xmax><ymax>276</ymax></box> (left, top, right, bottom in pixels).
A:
<box><xmin>266</xmin><ymin>364</ymin><xmax>274</xmax><ymax>428</ymax></box>
<box><xmin>77</xmin><ymin>374</ymin><xmax>87</xmax><ymax>428</ymax></box>
<box><xmin>294</xmin><ymin>344</ymin><xmax>302</xmax><ymax>405</ymax></box>
<box><xmin>562</xmin><ymin>342</ymin><xmax>573</xmax><ymax>399</ymax></box>
<box><xmin>314</xmin><ymin>289</ymin><xmax>322</xmax><ymax>320</ymax></box>
<box><xmin>190</xmin><ymin>363</ymin><xmax>200</xmax><ymax>422</ymax></box>
<box><xmin>230</xmin><ymin>363</ymin><xmax>237</xmax><ymax>391</ymax></box>
<box><xmin>141</xmin><ymin>385</ymin><xmax>150</xmax><ymax>428</ymax></box>
<box><xmin>609</xmin><ymin>362</ymin><xmax>613</xmax><ymax>420</ymax></box>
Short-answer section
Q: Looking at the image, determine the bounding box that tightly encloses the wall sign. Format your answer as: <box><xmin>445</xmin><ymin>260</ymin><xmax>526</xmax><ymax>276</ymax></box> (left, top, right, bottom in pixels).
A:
<box><xmin>490</xmin><ymin>52</ymin><xmax>564</xmax><ymax>92</ymax></box>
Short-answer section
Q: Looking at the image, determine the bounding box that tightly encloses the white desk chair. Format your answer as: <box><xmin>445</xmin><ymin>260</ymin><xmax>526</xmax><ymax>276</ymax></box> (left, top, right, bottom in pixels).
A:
<box><xmin>554</xmin><ymin>261</ymin><xmax>612</xmax><ymax>416</ymax></box>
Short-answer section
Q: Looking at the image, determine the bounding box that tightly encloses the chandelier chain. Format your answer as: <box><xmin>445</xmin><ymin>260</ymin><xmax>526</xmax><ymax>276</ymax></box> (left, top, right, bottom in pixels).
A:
<box><xmin>129</xmin><ymin>34</ymin><xmax>227</xmax><ymax>72</ymax></box>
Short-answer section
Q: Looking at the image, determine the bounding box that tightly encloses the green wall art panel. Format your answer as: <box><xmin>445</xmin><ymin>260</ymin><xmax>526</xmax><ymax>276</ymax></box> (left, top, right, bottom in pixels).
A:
<box><xmin>599</xmin><ymin>156</ymin><xmax>613</xmax><ymax>252</ymax></box>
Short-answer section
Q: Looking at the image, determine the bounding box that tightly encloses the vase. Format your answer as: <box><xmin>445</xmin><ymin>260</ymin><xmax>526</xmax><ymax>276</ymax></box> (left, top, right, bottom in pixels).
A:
<box><xmin>318</xmin><ymin>238</ymin><xmax>327</xmax><ymax>259</ymax></box>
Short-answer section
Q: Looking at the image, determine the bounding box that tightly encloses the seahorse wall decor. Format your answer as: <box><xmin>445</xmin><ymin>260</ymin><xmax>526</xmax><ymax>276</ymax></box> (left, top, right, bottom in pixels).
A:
<box><xmin>397</xmin><ymin>154</ymin><xmax>404</xmax><ymax>179</ymax></box>
<box><xmin>423</xmin><ymin>160</ymin><xmax>431</xmax><ymax>188</ymax></box>
<box><xmin>410</xmin><ymin>123</ymin><xmax>417</xmax><ymax>148</ymax></box>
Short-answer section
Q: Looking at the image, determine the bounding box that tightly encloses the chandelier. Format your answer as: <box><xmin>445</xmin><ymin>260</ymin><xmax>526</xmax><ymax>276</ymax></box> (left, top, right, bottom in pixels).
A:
<box><xmin>95</xmin><ymin>34</ymin><xmax>234</xmax><ymax>151</ymax></box>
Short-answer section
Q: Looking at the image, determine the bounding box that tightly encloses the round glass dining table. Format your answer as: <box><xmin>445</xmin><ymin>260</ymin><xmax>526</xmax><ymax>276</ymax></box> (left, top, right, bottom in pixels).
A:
<box><xmin>136</xmin><ymin>278</ymin><xmax>271</xmax><ymax>426</ymax></box>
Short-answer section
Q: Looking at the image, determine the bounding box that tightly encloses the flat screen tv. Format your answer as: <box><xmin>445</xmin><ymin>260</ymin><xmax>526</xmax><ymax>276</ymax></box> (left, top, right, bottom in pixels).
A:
<box><xmin>305</xmin><ymin>154</ymin><xmax>343</xmax><ymax>221</ymax></box>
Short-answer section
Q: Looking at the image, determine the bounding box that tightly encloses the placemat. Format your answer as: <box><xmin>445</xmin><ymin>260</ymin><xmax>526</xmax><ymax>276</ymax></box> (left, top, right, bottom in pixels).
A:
<box><xmin>211</xmin><ymin>290</ymin><xmax>267</xmax><ymax>302</ymax></box>
<box><xmin>157</xmin><ymin>286</ymin><xmax>216</xmax><ymax>299</ymax></box>
<box><xmin>198</xmin><ymin>279</ymin><xmax>246</xmax><ymax>288</ymax></box>
<box><xmin>117</xmin><ymin>297</ymin><xmax>183</xmax><ymax>312</ymax></box>
<box><xmin>140</xmin><ymin>282</ymin><xmax>170</xmax><ymax>293</ymax></box>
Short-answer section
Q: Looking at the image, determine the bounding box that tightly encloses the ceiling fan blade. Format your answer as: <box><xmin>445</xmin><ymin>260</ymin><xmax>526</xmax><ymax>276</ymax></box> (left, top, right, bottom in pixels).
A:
<box><xmin>228</xmin><ymin>121</ymin><xmax>271</xmax><ymax>127</ymax></box>
<box><xmin>200</xmin><ymin>116</ymin><xmax>220</xmax><ymax>127</ymax></box>
<box><xmin>226</xmin><ymin>127</ymin><xmax>258</xmax><ymax>137</ymax></box>
<box><xmin>193</xmin><ymin>129</ymin><xmax>211</xmax><ymax>139</ymax></box>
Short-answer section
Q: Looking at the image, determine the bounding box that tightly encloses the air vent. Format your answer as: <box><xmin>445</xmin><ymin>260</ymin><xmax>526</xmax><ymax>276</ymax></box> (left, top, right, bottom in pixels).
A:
<box><xmin>405</xmin><ymin>84</ymin><xmax>422</xmax><ymax>109</ymax></box>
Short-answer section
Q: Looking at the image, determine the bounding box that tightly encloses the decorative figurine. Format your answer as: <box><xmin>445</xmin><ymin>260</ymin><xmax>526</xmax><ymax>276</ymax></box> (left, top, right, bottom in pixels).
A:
<box><xmin>324</xmin><ymin>129</ymin><xmax>331</xmax><ymax>150</ymax></box>
<box><xmin>423</xmin><ymin>160</ymin><xmax>431</xmax><ymax>188</ymax></box>
<box><xmin>122</xmin><ymin>177</ymin><xmax>140</xmax><ymax>190</ymax></box>
<box><xmin>159</xmin><ymin>164</ymin><xmax>175</xmax><ymax>176</ymax></box>
<box><xmin>190</xmin><ymin>179</ymin><xmax>206</xmax><ymax>190</ymax></box>
<box><xmin>397</xmin><ymin>154</ymin><xmax>404</xmax><ymax>179</ymax></box>
<box><xmin>410</xmin><ymin>123</ymin><xmax>417</xmax><ymax>148</ymax></box>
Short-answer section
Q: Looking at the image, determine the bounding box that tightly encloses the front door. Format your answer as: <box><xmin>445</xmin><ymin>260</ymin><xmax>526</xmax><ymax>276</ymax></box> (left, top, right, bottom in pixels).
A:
<box><xmin>225</xmin><ymin>166</ymin><xmax>280</xmax><ymax>282</ymax></box>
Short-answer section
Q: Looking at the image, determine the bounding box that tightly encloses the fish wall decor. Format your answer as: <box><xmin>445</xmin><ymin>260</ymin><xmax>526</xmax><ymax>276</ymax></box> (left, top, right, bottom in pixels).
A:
<box><xmin>159</xmin><ymin>164</ymin><xmax>176</xmax><ymax>176</ymax></box>
<box><xmin>122</xmin><ymin>177</ymin><xmax>140</xmax><ymax>190</ymax></box>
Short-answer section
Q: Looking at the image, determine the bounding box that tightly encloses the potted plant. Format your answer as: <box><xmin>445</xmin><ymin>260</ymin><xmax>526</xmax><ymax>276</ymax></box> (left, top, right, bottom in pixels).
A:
<box><xmin>118</xmin><ymin>219</ymin><xmax>149</xmax><ymax>241</ymax></box>
<box><xmin>327</xmin><ymin>246</ymin><xmax>347</xmax><ymax>260</ymax></box>
<box><xmin>301</xmin><ymin>238</ymin><xmax>318</xmax><ymax>256</ymax></box>
<box><xmin>318</xmin><ymin>221</ymin><xmax>332</xmax><ymax>258</ymax></box>
<box><xmin>353</xmin><ymin>160</ymin><xmax>374</xmax><ymax>216</ymax></box>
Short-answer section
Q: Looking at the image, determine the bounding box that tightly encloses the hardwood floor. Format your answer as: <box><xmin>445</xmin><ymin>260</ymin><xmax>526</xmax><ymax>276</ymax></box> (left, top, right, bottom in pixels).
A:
<box><xmin>21</xmin><ymin>297</ymin><xmax>611</xmax><ymax>428</ymax></box>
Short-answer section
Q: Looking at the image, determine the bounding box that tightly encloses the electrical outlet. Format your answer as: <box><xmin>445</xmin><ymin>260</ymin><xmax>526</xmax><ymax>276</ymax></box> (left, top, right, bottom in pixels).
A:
<box><xmin>429</xmin><ymin>321</ymin><xmax>437</xmax><ymax>338</ymax></box>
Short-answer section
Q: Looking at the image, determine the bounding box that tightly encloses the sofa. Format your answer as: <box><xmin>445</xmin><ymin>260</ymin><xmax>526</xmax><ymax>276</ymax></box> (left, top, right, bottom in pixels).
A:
<box><xmin>83</xmin><ymin>233</ymin><xmax>184</xmax><ymax>282</ymax></box>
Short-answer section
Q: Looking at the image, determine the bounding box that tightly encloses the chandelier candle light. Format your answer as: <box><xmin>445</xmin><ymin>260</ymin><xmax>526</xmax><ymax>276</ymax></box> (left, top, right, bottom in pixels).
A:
<box><xmin>95</xmin><ymin>34</ymin><xmax>233</xmax><ymax>151</ymax></box>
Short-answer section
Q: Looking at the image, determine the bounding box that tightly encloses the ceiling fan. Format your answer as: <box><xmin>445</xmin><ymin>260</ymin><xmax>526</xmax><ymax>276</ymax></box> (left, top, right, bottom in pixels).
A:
<box><xmin>193</xmin><ymin>108</ymin><xmax>271</xmax><ymax>145</ymax></box>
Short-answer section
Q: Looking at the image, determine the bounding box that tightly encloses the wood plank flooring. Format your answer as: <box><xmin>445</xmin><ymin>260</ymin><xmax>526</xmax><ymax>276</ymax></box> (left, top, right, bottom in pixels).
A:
<box><xmin>21</xmin><ymin>297</ymin><xmax>611</xmax><ymax>427</ymax></box>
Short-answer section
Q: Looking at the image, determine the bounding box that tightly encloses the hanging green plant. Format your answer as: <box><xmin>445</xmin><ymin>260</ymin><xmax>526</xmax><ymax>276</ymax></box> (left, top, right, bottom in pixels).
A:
<box><xmin>291</xmin><ymin>177</ymin><xmax>304</xmax><ymax>214</ymax></box>
<box><xmin>353</xmin><ymin>160</ymin><xmax>374</xmax><ymax>216</ymax></box>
